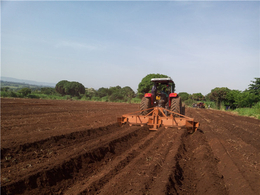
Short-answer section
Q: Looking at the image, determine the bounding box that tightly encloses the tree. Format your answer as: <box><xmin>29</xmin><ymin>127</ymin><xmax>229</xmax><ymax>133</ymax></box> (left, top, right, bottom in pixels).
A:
<box><xmin>85</xmin><ymin>88</ymin><xmax>96</xmax><ymax>99</ymax></box>
<box><xmin>137</xmin><ymin>73</ymin><xmax>174</xmax><ymax>97</ymax></box>
<box><xmin>69</xmin><ymin>81</ymin><xmax>85</xmax><ymax>96</ymax></box>
<box><xmin>191</xmin><ymin>93</ymin><xmax>205</xmax><ymax>101</ymax></box>
<box><xmin>18</xmin><ymin>88</ymin><xmax>31</xmax><ymax>96</ymax></box>
<box><xmin>122</xmin><ymin>86</ymin><xmax>135</xmax><ymax>102</ymax></box>
<box><xmin>55</xmin><ymin>80</ymin><xmax>85</xmax><ymax>96</ymax></box>
<box><xmin>109</xmin><ymin>92</ymin><xmax>124</xmax><ymax>102</ymax></box>
<box><xmin>97</xmin><ymin>87</ymin><xmax>109</xmax><ymax>98</ymax></box>
<box><xmin>248</xmin><ymin>78</ymin><xmax>260</xmax><ymax>102</ymax></box>
<box><xmin>178</xmin><ymin>92</ymin><xmax>190</xmax><ymax>101</ymax></box>
<box><xmin>235</xmin><ymin>91</ymin><xmax>256</xmax><ymax>108</ymax></box>
<box><xmin>55</xmin><ymin>80</ymin><xmax>69</xmax><ymax>95</ymax></box>
<box><xmin>108</xmin><ymin>86</ymin><xmax>121</xmax><ymax>96</ymax></box>
<box><xmin>248</xmin><ymin>78</ymin><xmax>260</xmax><ymax>94</ymax></box>
<box><xmin>226</xmin><ymin>90</ymin><xmax>241</xmax><ymax>109</ymax></box>
<box><xmin>209</xmin><ymin>87</ymin><xmax>230</xmax><ymax>109</ymax></box>
<box><xmin>205</xmin><ymin>93</ymin><xmax>211</xmax><ymax>101</ymax></box>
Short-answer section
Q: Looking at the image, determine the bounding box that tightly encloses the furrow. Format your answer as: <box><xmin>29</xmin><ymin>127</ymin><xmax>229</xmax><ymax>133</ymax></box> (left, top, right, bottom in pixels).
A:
<box><xmin>1</xmin><ymin>125</ymin><xmax>149</xmax><ymax>195</ymax></box>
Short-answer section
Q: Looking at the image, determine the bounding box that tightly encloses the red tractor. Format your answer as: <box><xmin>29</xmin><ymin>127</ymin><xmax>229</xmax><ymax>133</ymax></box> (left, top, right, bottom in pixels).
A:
<box><xmin>140</xmin><ymin>78</ymin><xmax>184</xmax><ymax>115</ymax></box>
<box><xmin>118</xmin><ymin>78</ymin><xmax>198</xmax><ymax>131</ymax></box>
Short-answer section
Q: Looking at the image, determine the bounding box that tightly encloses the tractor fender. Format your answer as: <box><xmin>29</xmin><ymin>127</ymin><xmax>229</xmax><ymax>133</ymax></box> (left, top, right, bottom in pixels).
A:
<box><xmin>144</xmin><ymin>93</ymin><xmax>153</xmax><ymax>106</ymax></box>
<box><xmin>169</xmin><ymin>93</ymin><xmax>178</xmax><ymax>107</ymax></box>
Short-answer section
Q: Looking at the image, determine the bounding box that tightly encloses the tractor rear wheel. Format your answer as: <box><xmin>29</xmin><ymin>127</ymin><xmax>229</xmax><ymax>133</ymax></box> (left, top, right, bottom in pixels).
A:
<box><xmin>170</xmin><ymin>96</ymin><xmax>182</xmax><ymax>115</ymax></box>
<box><xmin>140</xmin><ymin>97</ymin><xmax>151</xmax><ymax>115</ymax></box>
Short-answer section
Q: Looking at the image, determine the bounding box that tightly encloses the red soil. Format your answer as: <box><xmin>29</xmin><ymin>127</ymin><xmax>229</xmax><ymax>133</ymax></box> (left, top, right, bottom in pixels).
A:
<box><xmin>1</xmin><ymin>98</ymin><xmax>260</xmax><ymax>195</ymax></box>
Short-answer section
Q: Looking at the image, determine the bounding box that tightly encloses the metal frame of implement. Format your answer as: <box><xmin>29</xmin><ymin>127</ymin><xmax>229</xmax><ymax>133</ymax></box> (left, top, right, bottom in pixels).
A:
<box><xmin>117</xmin><ymin>107</ymin><xmax>199</xmax><ymax>132</ymax></box>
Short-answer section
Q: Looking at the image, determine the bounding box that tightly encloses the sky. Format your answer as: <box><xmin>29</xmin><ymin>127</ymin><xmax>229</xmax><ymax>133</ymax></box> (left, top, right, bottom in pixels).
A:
<box><xmin>1</xmin><ymin>1</ymin><xmax>260</xmax><ymax>95</ymax></box>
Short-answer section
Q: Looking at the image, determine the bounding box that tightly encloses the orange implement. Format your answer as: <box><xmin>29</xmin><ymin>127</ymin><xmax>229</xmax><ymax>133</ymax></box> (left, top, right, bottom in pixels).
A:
<box><xmin>117</xmin><ymin>107</ymin><xmax>199</xmax><ymax>133</ymax></box>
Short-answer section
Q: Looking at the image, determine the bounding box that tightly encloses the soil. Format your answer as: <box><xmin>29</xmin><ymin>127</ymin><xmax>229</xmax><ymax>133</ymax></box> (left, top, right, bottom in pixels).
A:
<box><xmin>1</xmin><ymin>98</ymin><xmax>260</xmax><ymax>195</ymax></box>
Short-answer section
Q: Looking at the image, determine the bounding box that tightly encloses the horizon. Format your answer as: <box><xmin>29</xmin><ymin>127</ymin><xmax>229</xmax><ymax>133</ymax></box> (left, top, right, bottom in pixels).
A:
<box><xmin>1</xmin><ymin>75</ymin><xmax>257</xmax><ymax>96</ymax></box>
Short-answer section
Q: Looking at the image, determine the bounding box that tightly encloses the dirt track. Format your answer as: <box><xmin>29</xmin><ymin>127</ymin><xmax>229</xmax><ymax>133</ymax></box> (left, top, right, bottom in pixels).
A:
<box><xmin>1</xmin><ymin>98</ymin><xmax>260</xmax><ymax>195</ymax></box>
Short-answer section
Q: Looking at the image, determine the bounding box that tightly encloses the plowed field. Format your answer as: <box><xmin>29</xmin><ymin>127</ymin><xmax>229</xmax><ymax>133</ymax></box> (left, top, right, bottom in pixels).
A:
<box><xmin>1</xmin><ymin>98</ymin><xmax>260</xmax><ymax>195</ymax></box>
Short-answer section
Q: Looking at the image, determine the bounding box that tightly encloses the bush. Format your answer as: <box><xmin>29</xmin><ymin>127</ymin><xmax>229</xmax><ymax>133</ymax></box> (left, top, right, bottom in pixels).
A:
<box><xmin>11</xmin><ymin>91</ymin><xmax>18</xmax><ymax>97</ymax></box>
<box><xmin>204</xmin><ymin>101</ymin><xmax>218</xmax><ymax>109</ymax></box>
<box><xmin>131</xmin><ymin>97</ymin><xmax>142</xmax><ymax>103</ymax></box>
<box><xmin>101</xmin><ymin>96</ymin><xmax>108</xmax><ymax>102</ymax></box>
<box><xmin>18</xmin><ymin>88</ymin><xmax>31</xmax><ymax>96</ymax></box>
<box><xmin>109</xmin><ymin>93</ymin><xmax>124</xmax><ymax>102</ymax></box>
<box><xmin>80</xmin><ymin>94</ymin><xmax>91</xmax><ymax>101</ymax></box>
<box><xmin>40</xmin><ymin>87</ymin><xmax>57</xmax><ymax>95</ymax></box>
<box><xmin>27</xmin><ymin>94</ymin><xmax>40</xmax><ymax>99</ymax></box>
<box><xmin>0</xmin><ymin>91</ymin><xmax>9</xmax><ymax>97</ymax></box>
<box><xmin>184</xmin><ymin>99</ymin><xmax>195</xmax><ymax>107</ymax></box>
<box><xmin>91</xmin><ymin>97</ymin><xmax>101</xmax><ymax>101</ymax></box>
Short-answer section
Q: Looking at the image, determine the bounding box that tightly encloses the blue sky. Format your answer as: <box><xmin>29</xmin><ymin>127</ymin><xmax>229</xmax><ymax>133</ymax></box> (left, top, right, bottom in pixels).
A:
<box><xmin>1</xmin><ymin>1</ymin><xmax>259</xmax><ymax>95</ymax></box>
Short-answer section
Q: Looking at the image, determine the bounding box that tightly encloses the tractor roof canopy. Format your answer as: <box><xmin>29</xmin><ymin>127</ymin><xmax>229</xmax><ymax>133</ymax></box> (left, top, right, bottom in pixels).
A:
<box><xmin>151</xmin><ymin>78</ymin><xmax>174</xmax><ymax>84</ymax></box>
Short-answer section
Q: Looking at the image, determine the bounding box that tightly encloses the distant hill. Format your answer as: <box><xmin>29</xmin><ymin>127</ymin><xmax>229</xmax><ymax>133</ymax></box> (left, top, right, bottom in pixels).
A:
<box><xmin>0</xmin><ymin>76</ymin><xmax>56</xmax><ymax>87</ymax></box>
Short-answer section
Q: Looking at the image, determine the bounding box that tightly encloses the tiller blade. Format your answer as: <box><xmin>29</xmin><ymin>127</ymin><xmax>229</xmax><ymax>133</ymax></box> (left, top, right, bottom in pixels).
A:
<box><xmin>117</xmin><ymin>107</ymin><xmax>199</xmax><ymax>132</ymax></box>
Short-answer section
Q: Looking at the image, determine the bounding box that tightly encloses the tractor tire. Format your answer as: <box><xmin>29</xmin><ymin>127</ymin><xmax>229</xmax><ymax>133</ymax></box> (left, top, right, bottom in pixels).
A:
<box><xmin>181</xmin><ymin>102</ymin><xmax>186</xmax><ymax>115</ymax></box>
<box><xmin>170</xmin><ymin>96</ymin><xmax>182</xmax><ymax>115</ymax></box>
<box><xmin>140</xmin><ymin>97</ymin><xmax>151</xmax><ymax>115</ymax></box>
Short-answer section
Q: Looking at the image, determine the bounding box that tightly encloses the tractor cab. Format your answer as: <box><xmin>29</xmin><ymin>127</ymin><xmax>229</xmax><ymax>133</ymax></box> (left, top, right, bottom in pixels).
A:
<box><xmin>141</xmin><ymin>78</ymin><xmax>182</xmax><ymax>115</ymax></box>
<box><xmin>150</xmin><ymin>78</ymin><xmax>175</xmax><ymax>105</ymax></box>
<box><xmin>151</xmin><ymin>78</ymin><xmax>174</xmax><ymax>92</ymax></box>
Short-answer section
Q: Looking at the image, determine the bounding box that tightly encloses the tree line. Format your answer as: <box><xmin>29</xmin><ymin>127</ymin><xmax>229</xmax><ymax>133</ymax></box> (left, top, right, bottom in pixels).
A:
<box><xmin>1</xmin><ymin>76</ymin><xmax>259</xmax><ymax>109</ymax></box>
<box><xmin>178</xmin><ymin>78</ymin><xmax>260</xmax><ymax>109</ymax></box>
<box><xmin>0</xmin><ymin>80</ymin><xmax>136</xmax><ymax>103</ymax></box>
<box><xmin>84</xmin><ymin>86</ymin><xmax>135</xmax><ymax>102</ymax></box>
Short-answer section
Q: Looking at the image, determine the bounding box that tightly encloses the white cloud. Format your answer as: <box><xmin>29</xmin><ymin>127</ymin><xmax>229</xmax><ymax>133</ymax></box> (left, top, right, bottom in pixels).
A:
<box><xmin>55</xmin><ymin>41</ymin><xmax>105</xmax><ymax>51</ymax></box>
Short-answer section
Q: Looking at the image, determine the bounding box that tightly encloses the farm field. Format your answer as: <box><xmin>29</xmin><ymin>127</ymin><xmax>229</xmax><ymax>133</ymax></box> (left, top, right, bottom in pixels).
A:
<box><xmin>1</xmin><ymin>98</ymin><xmax>260</xmax><ymax>195</ymax></box>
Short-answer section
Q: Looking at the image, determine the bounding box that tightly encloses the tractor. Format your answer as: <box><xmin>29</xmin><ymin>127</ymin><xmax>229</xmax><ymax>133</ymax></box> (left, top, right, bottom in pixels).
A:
<box><xmin>140</xmin><ymin>78</ymin><xmax>184</xmax><ymax>115</ymax></box>
<box><xmin>117</xmin><ymin>77</ymin><xmax>199</xmax><ymax>132</ymax></box>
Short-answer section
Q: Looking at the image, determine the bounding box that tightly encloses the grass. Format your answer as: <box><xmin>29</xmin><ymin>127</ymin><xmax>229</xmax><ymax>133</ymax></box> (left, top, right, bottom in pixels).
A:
<box><xmin>232</xmin><ymin>102</ymin><xmax>260</xmax><ymax>119</ymax></box>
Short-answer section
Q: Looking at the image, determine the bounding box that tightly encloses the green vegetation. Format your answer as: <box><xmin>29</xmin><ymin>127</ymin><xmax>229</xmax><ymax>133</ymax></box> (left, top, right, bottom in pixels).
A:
<box><xmin>190</xmin><ymin>93</ymin><xmax>205</xmax><ymax>101</ymax></box>
<box><xmin>18</xmin><ymin>88</ymin><xmax>32</xmax><ymax>96</ymax></box>
<box><xmin>55</xmin><ymin>80</ymin><xmax>85</xmax><ymax>96</ymax></box>
<box><xmin>82</xmin><ymin>85</ymin><xmax>135</xmax><ymax>103</ymax></box>
<box><xmin>137</xmin><ymin>73</ymin><xmax>174</xmax><ymax>98</ymax></box>
<box><xmin>1</xmin><ymin>80</ymin><xmax>136</xmax><ymax>103</ymax></box>
<box><xmin>1</xmin><ymin>77</ymin><xmax>259</xmax><ymax>119</ymax></box>
<box><xmin>208</xmin><ymin>87</ymin><xmax>230</xmax><ymax>109</ymax></box>
<box><xmin>182</xmin><ymin>78</ymin><xmax>260</xmax><ymax>119</ymax></box>
<box><xmin>233</xmin><ymin>102</ymin><xmax>260</xmax><ymax>119</ymax></box>
<box><xmin>178</xmin><ymin>92</ymin><xmax>189</xmax><ymax>101</ymax></box>
<box><xmin>248</xmin><ymin>78</ymin><xmax>260</xmax><ymax>96</ymax></box>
